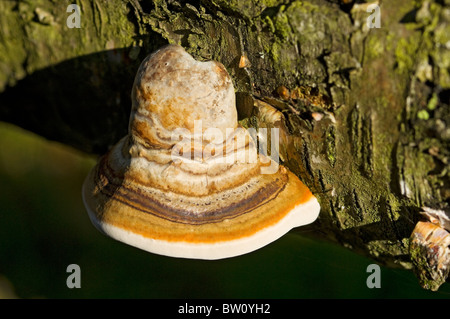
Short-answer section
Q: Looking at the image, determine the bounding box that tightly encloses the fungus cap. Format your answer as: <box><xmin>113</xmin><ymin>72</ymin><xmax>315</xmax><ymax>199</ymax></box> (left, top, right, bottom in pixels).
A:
<box><xmin>82</xmin><ymin>44</ymin><xmax>320</xmax><ymax>259</ymax></box>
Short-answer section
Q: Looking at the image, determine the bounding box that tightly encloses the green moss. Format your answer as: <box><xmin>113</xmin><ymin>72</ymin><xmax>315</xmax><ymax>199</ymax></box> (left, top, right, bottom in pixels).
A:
<box><xmin>264</xmin><ymin>15</ymin><xmax>276</xmax><ymax>33</ymax></box>
<box><xmin>261</xmin><ymin>5</ymin><xmax>295</xmax><ymax>72</ymax></box>
<box><xmin>427</xmin><ymin>93</ymin><xmax>438</xmax><ymax>110</ymax></box>
<box><xmin>0</xmin><ymin>2</ymin><xmax>28</xmax><ymax>90</ymax></box>
<box><xmin>365</xmin><ymin>35</ymin><xmax>385</xmax><ymax>60</ymax></box>
<box><xmin>249</xmin><ymin>115</ymin><xmax>259</xmax><ymax>130</ymax></box>
<box><xmin>367</xmin><ymin>239</ymin><xmax>406</xmax><ymax>261</ymax></box>
<box><xmin>386</xmin><ymin>194</ymin><xmax>402</xmax><ymax>221</ymax></box>
<box><xmin>395</xmin><ymin>37</ymin><xmax>420</xmax><ymax>74</ymax></box>
<box><xmin>410</xmin><ymin>242</ymin><xmax>443</xmax><ymax>291</ymax></box>
<box><xmin>238</xmin><ymin>118</ymin><xmax>250</xmax><ymax>129</ymax></box>
<box><xmin>270</xmin><ymin>40</ymin><xmax>281</xmax><ymax>64</ymax></box>
<box><xmin>417</xmin><ymin>109</ymin><xmax>430</xmax><ymax>120</ymax></box>
<box><xmin>273</xmin><ymin>5</ymin><xmax>291</xmax><ymax>41</ymax></box>
<box><xmin>255</xmin><ymin>0</ymin><xmax>284</xmax><ymax>7</ymax></box>
<box><xmin>288</xmin><ymin>0</ymin><xmax>320</xmax><ymax>14</ymax></box>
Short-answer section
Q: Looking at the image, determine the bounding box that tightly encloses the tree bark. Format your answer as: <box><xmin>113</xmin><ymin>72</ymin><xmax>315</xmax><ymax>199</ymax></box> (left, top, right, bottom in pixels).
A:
<box><xmin>1</xmin><ymin>0</ymin><xmax>449</xmax><ymax>289</ymax></box>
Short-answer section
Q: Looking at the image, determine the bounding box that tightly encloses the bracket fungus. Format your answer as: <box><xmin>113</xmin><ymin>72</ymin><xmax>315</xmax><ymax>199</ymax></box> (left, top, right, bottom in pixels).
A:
<box><xmin>82</xmin><ymin>44</ymin><xmax>320</xmax><ymax>259</ymax></box>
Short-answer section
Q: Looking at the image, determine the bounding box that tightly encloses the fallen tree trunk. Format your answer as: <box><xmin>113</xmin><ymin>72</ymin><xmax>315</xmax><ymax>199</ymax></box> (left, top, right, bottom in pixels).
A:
<box><xmin>0</xmin><ymin>0</ymin><xmax>449</xmax><ymax>290</ymax></box>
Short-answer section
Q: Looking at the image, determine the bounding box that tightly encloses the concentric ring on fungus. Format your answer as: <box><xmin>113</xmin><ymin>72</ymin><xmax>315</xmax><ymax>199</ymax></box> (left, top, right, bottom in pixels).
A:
<box><xmin>82</xmin><ymin>44</ymin><xmax>321</xmax><ymax>259</ymax></box>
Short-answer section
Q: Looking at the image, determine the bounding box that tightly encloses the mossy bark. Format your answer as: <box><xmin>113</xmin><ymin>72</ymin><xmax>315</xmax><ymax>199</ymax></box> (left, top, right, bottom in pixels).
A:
<box><xmin>0</xmin><ymin>0</ymin><xmax>449</xmax><ymax>288</ymax></box>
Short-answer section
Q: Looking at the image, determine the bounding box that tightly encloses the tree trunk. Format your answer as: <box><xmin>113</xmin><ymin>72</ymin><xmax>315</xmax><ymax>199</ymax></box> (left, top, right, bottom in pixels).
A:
<box><xmin>1</xmin><ymin>0</ymin><xmax>449</xmax><ymax>289</ymax></box>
